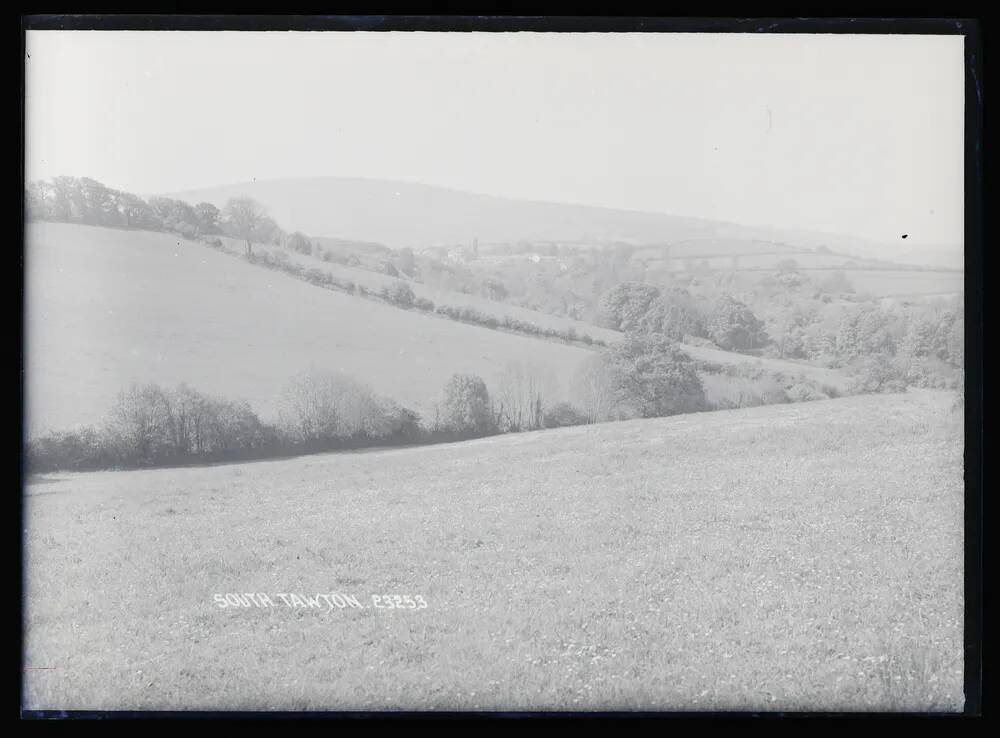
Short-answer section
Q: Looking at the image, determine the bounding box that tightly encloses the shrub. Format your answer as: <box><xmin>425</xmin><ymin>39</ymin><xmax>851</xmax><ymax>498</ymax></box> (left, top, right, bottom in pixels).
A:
<box><xmin>786</xmin><ymin>382</ymin><xmax>829</xmax><ymax>403</ymax></box>
<box><xmin>26</xmin><ymin>426</ymin><xmax>113</xmax><ymax>472</ymax></box>
<box><xmin>543</xmin><ymin>402</ymin><xmax>588</xmax><ymax>428</ymax></box>
<box><xmin>304</xmin><ymin>268</ymin><xmax>329</xmax><ymax>285</ymax></box>
<box><xmin>288</xmin><ymin>232</ymin><xmax>312</xmax><ymax>255</ymax></box>
<box><xmin>413</xmin><ymin>296</ymin><xmax>435</xmax><ymax>311</ymax></box>
<box><xmin>384</xmin><ymin>281</ymin><xmax>416</xmax><ymax>308</ymax></box>
<box><xmin>849</xmin><ymin>354</ymin><xmax>908</xmax><ymax>394</ymax></box>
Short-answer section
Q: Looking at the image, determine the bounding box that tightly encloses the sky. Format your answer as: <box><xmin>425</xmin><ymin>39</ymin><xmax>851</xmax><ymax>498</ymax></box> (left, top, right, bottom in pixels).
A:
<box><xmin>25</xmin><ymin>30</ymin><xmax>964</xmax><ymax>246</ymax></box>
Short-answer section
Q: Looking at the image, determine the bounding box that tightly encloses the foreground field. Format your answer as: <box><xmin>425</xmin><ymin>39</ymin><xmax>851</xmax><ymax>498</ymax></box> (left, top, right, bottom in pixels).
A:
<box><xmin>24</xmin><ymin>391</ymin><xmax>964</xmax><ymax>711</ymax></box>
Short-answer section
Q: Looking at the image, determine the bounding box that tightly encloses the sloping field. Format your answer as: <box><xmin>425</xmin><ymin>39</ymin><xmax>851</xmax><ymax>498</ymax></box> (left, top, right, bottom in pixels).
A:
<box><xmin>24</xmin><ymin>223</ymin><xmax>594</xmax><ymax>434</ymax></box>
<box><xmin>209</xmin><ymin>234</ymin><xmax>851</xmax><ymax>391</ymax></box>
<box><xmin>23</xmin><ymin>391</ymin><xmax>964</xmax><ymax>711</ymax></box>
<box><xmin>211</xmin><ymin>234</ymin><xmax>624</xmax><ymax>344</ymax></box>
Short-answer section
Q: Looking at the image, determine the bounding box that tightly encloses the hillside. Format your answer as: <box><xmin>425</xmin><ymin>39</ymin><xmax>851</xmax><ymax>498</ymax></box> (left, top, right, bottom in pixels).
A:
<box><xmin>209</xmin><ymin>233</ymin><xmax>624</xmax><ymax>345</ymax></box>
<box><xmin>24</xmin><ymin>390</ymin><xmax>964</xmax><ymax>710</ymax></box>
<box><xmin>24</xmin><ymin>223</ymin><xmax>595</xmax><ymax>435</ymax></box>
<box><xmin>198</xmin><ymin>232</ymin><xmax>855</xmax><ymax>392</ymax></box>
<box><xmin>166</xmin><ymin>177</ymin><xmax>962</xmax><ymax>271</ymax></box>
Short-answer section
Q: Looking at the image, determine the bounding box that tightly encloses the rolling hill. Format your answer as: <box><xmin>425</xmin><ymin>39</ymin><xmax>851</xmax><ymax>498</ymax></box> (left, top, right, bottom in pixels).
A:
<box><xmin>26</xmin><ymin>222</ymin><xmax>857</xmax><ymax>435</ymax></box>
<box><xmin>23</xmin><ymin>223</ymin><xmax>596</xmax><ymax>435</ymax></box>
<box><xmin>24</xmin><ymin>390</ymin><xmax>964</xmax><ymax>710</ymax></box>
<box><xmin>167</xmin><ymin>177</ymin><xmax>963</xmax><ymax>272</ymax></box>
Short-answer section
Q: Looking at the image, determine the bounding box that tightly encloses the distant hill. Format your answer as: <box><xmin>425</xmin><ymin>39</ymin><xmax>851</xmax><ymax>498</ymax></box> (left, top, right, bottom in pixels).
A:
<box><xmin>166</xmin><ymin>177</ymin><xmax>962</xmax><ymax>270</ymax></box>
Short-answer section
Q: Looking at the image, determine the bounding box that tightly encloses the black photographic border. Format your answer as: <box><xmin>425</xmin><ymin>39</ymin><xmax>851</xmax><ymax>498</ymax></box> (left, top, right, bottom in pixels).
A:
<box><xmin>17</xmin><ymin>11</ymin><xmax>984</xmax><ymax>723</ymax></box>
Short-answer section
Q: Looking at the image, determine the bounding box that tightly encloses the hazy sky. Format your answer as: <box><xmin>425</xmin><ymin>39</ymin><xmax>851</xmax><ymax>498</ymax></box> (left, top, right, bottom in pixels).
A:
<box><xmin>25</xmin><ymin>31</ymin><xmax>964</xmax><ymax>245</ymax></box>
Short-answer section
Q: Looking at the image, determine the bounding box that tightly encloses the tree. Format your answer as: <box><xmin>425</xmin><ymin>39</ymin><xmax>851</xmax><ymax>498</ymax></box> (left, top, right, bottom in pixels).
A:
<box><xmin>481</xmin><ymin>277</ymin><xmax>509</xmax><ymax>301</ymax></box>
<box><xmin>78</xmin><ymin>177</ymin><xmax>117</xmax><ymax>226</ymax></box>
<box><xmin>223</xmin><ymin>196</ymin><xmax>268</xmax><ymax>257</ymax></box>
<box><xmin>849</xmin><ymin>354</ymin><xmax>907</xmax><ymax>394</ymax></box>
<box><xmin>105</xmin><ymin>383</ymin><xmax>172</xmax><ymax>463</ymax></box>
<box><xmin>606</xmin><ymin>333</ymin><xmax>705</xmax><ymax>418</ymax></box>
<box><xmin>570</xmin><ymin>353</ymin><xmax>619</xmax><ymax>423</ymax></box>
<box><xmin>835</xmin><ymin>306</ymin><xmax>896</xmax><ymax>362</ymax></box>
<box><xmin>706</xmin><ymin>295</ymin><xmax>769</xmax><ymax>352</ymax></box>
<box><xmin>194</xmin><ymin>202</ymin><xmax>222</xmax><ymax>234</ymax></box>
<box><xmin>440</xmin><ymin>374</ymin><xmax>495</xmax><ymax>435</ymax></box>
<box><xmin>278</xmin><ymin>370</ymin><xmax>382</xmax><ymax>443</ymax></box>
<box><xmin>597</xmin><ymin>282</ymin><xmax>662</xmax><ymax>332</ymax></box>
<box><xmin>640</xmin><ymin>287</ymin><xmax>704</xmax><ymax>340</ymax></box>
<box><xmin>495</xmin><ymin>361</ymin><xmax>557</xmax><ymax>432</ymax></box>
<box><xmin>396</xmin><ymin>247</ymin><xmax>416</xmax><ymax>276</ymax></box>
<box><xmin>113</xmin><ymin>191</ymin><xmax>159</xmax><ymax>230</ymax></box>
<box><xmin>287</xmin><ymin>231</ymin><xmax>312</xmax><ymax>255</ymax></box>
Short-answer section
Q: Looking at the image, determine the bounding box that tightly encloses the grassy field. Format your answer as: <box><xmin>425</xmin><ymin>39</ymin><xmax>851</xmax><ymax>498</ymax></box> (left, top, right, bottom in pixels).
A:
<box><xmin>25</xmin><ymin>222</ymin><xmax>853</xmax><ymax>435</ymax></box>
<box><xmin>210</xmin><ymin>233</ymin><xmax>624</xmax><ymax>344</ymax></box>
<box><xmin>210</xmin><ymin>232</ymin><xmax>854</xmax><ymax>392</ymax></box>
<box><xmin>24</xmin><ymin>223</ymin><xmax>595</xmax><ymax>434</ymax></box>
<box><xmin>23</xmin><ymin>390</ymin><xmax>964</xmax><ymax>711</ymax></box>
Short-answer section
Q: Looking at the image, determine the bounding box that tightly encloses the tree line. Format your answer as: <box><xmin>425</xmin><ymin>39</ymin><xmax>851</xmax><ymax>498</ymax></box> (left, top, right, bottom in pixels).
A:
<box><xmin>25</xmin><ymin>176</ymin><xmax>284</xmax><ymax>250</ymax></box>
<box><xmin>596</xmin><ymin>280</ymin><xmax>964</xmax><ymax>392</ymax></box>
<box><xmin>27</xmin><ymin>176</ymin><xmax>605</xmax><ymax>348</ymax></box>
<box><xmin>28</xmin><ymin>331</ymin><xmax>848</xmax><ymax>474</ymax></box>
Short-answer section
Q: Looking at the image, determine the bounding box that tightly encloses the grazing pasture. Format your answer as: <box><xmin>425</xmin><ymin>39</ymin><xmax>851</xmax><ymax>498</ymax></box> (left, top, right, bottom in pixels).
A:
<box><xmin>24</xmin><ymin>222</ymin><xmax>853</xmax><ymax>436</ymax></box>
<box><xmin>24</xmin><ymin>223</ymin><xmax>594</xmax><ymax>434</ymax></box>
<box><xmin>23</xmin><ymin>390</ymin><xmax>963</xmax><ymax>711</ymax></box>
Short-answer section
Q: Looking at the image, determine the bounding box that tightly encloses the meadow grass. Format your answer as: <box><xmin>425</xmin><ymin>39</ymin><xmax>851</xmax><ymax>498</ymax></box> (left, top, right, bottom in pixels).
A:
<box><xmin>23</xmin><ymin>390</ymin><xmax>964</xmax><ymax>711</ymax></box>
<box><xmin>24</xmin><ymin>222</ymin><xmax>853</xmax><ymax>438</ymax></box>
<box><xmin>24</xmin><ymin>223</ymin><xmax>594</xmax><ymax>434</ymax></box>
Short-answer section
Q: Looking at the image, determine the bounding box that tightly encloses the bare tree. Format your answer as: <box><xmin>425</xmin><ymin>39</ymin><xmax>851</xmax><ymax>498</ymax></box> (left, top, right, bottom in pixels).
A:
<box><xmin>105</xmin><ymin>383</ymin><xmax>171</xmax><ymax>462</ymax></box>
<box><xmin>223</xmin><ymin>196</ymin><xmax>268</xmax><ymax>257</ymax></box>
<box><xmin>570</xmin><ymin>353</ymin><xmax>619</xmax><ymax>424</ymax></box>
<box><xmin>496</xmin><ymin>361</ymin><xmax>557</xmax><ymax>432</ymax></box>
<box><xmin>278</xmin><ymin>370</ymin><xmax>383</xmax><ymax>443</ymax></box>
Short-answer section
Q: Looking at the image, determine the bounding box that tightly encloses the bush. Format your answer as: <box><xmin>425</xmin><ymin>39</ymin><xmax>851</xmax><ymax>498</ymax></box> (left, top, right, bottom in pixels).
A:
<box><xmin>384</xmin><ymin>281</ymin><xmax>416</xmax><ymax>308</ymax></box>
<box><xmin>849</xmin><ymin>354</ymin><xmax>908</xmax><ymax>394</ymax></box>
<box><xmin>288</xmin><ymin>232</ymin><xmax>312</xmax><ymax>255</ymax></box>
<box><xmin>543</xmin><ymin>402</ymin><xmax>588</xmax><ymax>428</ymax></box>
<box><xmin>786</xmin><ymin>382</ymin><xmax>830</xmax><ymax>403</ymax></box>
<box><xmin>26</xmin><ymin>426</ymin><xmax>114</xmax><ymax>472</ymax></box>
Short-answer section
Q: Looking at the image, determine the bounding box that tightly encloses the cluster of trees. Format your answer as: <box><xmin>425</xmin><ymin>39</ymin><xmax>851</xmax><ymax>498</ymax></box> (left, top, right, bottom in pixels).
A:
<box><xmin>597</xmin><ymin>282</ymin><xmax>767</xmax><ymax>352</ymax></box>
<box><xmin>27</xmin><ymin>383</ymin><xmax>276</xmax><ymax>472</ymax></box>
<box><xmin>30</xmin><ymin>328</ymin><xmax>865</xmax><ymax>474</ymax></box>
<box><xmin>26</xmin><ymin>177</ymin><xmax>607</xmax><ymax>349</ymax></box>
<box><xmin>25</xmin><ymin>176</ymin><xmax>288</xmax><ymax>256</ymax></box>
<box><xmin>277</xmin><ymin>371</ymin><xmax>422</xmax><ymax>446</ymax></box>
<box><xmin>759</xmin><ymin>297</ymin><xmax>963</xmax><ymax>392</ymax></box>
<box><xmin>27</xmin><ymin>373</ymin><xmax>424</xmax><ymax>473</ymax></box>
<box><xmin>433</xmin><ymin>335</ymin><xmax>708</xmax><ymax>437</ymax></box>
